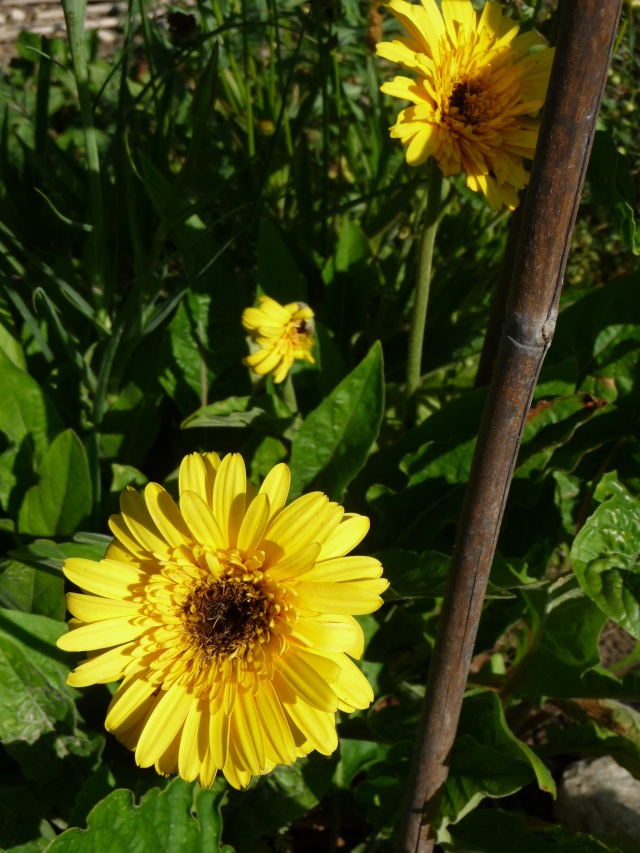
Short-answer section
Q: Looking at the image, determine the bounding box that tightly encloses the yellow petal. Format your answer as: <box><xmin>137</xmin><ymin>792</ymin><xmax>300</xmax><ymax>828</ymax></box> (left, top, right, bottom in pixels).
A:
<box><xmin>63</xmin><ymin>558</ymin><xmax>146</xmax><ymax>599</ymax></box>
<box><xmin>237</xmin><ymin>492</ymin><xmax>270</xmax><ymax>555</ymax></box>
<box><xmin>258</xmin><ymin>463</ymin><xmax>291</xmax><ymax>523</ymax></box>
<box><xmin>67</xmin><ymin>643</ymin><xmax>135</xmax><ymax>687</ymax></box>
<box><xmin>144</xmin><ymin>483</ymin><xmax>192</xmax><ymax>548</ymax></box>
<box><xmin>106</xmin><ymin>674</ymin><xmax>157</xmax><ymax>733</ymax></box>
<box><xmin>154</xmin><ymin>726</ymin><xmax>182</xmax><ymax>777</ymax></box>
<box><xmin>318</xmin><ymin>514</ymin><xmax>370</xmax><ymax>559</ymax></box>
<box><xmin>212</xmin><ymin>453</ymin><xmax>246</xmax><ymax>549</ymax></box>
<box><xmin>267</xmin><ymin>542</ymin><xmax>321</xmax><ymax>583</ymax></box>
<box><xmin>277</xmin><ymin>650</ymin><xmax>338</xmax><ymax>712</ymax></box>
<box><xmin>178</xmin><ymin>695</ymin><xmax>210</xmax><ymax>782</ymax></box>
<box><xmin>66</xmin><ymin>593</ymin><xmax>142</xmax><ymax>622</ymax></box>
<box><xmin>296</xmin><ymin>555</ymin><xmax>383</xmax><ymax>583</ymax></box>
<box><xmin>200</xmin><ymin>747</ymin><xmax>218</xmax><ymax>788</ymax></box>
<box><xmin>323</xmin><ymin>651</ymin><xmax>374</xmax><ymax>709</ymax></box>
<box><xmin>293</xmin><ymin>614</ymin><xmax>364</xmax><ymax>657</ymax></box>
<box><xmin>263</xmin><ymin>493</ymin><xmax>337</xmax><ymax>564</ymax></box>
<box><xmin>293</xmin><ymin>582</ymin><xmax>385</xmax><ymax>615</ymax></box>
<box><xmin>108</xmin><ymin>514</ymin><xmax>148</xmax><ymax>561</ymax></box>
<box><xmin>231</xmin><ymin>689</ymin><xmax>266</xmax><ymax>775</ymax></box>
<box><xmin>283</xmin><ymin>701</ymin><xmax>337</xmax><ymax>756</ymax></box>
<box><xmin>209</xmin><ymin>709</ymin><xmax>231</xmax><ymax>768</ymax></box>
<box><xmin>178</xmin><ymin>453</ymin><xmax>208</xmax><ymax>501</ymax></box>
<box><xmin>135</xmin><ymin>682</ymin><xmax>193</xmax><ymax>767</ymax></box>
<box><xmin>254</xmin><ymin>680</ymin><xmax>297</xmax><ymax>765</ymax></box>
<box><xmin>180</xmin><ymin>490</ymin><xmax>226</xmax><ymax>549</ymax></box>
<box><xmin>57</xmin><ymin>616</ymin><xmax>148</xmax><ymax>652</ymax></box>
<box><xmin>120</xmin><ymin>487</ymin><xmax>168</xmax><ymax>553</ymax></box>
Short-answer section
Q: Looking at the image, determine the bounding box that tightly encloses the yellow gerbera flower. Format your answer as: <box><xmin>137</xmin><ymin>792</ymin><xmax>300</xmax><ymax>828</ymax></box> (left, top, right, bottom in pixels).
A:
<box><xmin>57</xmin><ymin>453</ymin><xmax>387</xmax><ymax>790</ymax></box>
<box><xmin>377</xmin><ymin>0</ymin><xmax>554</xmax><ymax>210</ymax></box>
<box><xmin>242</xmin><ymin>295</ymin><xmax>315</xmax><ymax>384</ymax></box>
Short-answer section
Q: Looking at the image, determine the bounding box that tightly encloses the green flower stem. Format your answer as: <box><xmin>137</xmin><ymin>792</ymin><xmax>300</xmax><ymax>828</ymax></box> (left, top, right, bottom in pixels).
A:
<box><xmin>405</xmin><ymin>158</ymin><xmax>443</xmax><ymax>407</ymax></box>
<box><xmin>281</xmin><ymin>372</ymin><xmax>298</xmax><ymax>413</ymax></box>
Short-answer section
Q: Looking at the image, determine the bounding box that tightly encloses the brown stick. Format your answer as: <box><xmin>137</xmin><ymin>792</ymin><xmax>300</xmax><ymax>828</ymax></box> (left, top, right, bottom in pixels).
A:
<box><xmin>397</xmin><ymin>2</ymin><xmax>623</xmax><ymax>851</ymax></box>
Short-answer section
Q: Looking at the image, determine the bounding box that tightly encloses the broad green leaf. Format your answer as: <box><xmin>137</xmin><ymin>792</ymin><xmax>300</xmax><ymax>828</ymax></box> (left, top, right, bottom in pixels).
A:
<box><xmin>334</xmin><ymin>739</ymin><xmax>389</xmax><ymax>790</ymax></box>
<box><xmin>513</xmin><ymin>576</ymin><xmax>608</xmax><ymax>701</ymax></box>
<box><xmin>289</xmin><ymin>341</ymin><xmax>384</xmax><ymax>500</ymax></box>
<box><xmin>48</xmin><ymin>777</ymin><xmax>233</xmax><ymax>853</ymax></box>
<box><xmin>0</xmin><ymin>348</ymin><xmax>61</xmax><ymax>465</ymax></box>
<box><xmin>571</xmin><ymin>473</ymin><xmax>640</xmax><ymax>641</ymax></box>
<box><xmin>111</xmin><ymin>463</ymin><xmax>148</xmax><ymax>493</ymax></box>
<box><xmin>441</xmin><ymin>692</ymin><xmax>555</xmax><ymax>825</ymax></box>
<box><xmin>181</xmin><ymin>395</ymin><xmax>293</xmax><ymax>433</ymax></box>
<box><xmin>0</xmin><ymin>539</ymin><xmax>104</xmax><ymax>620</ymax></box>
<box><xmin>0</xmin><ymin>293</ymin><xmax>26</xmax><ymax>370</ymax></box>
<box><xmin>448</xmin><ymin>808</ymin><xmax>622</xmax><ymax>852</ymax></box>
<box><xmin>587</xmin><ymin>130</ymin><xmax>639</xmax><ymax>255</ymax></box>
<box><xmin>18</xmin><ymin>429</ymin><xmax>92</xmax><ymax>536</ymax></box>
<box><xmin>378</xmin><ymin>550</ymin><xmax>450</xmax><ymax>600</ymax></box>
<box><xmin>159</xmin><ymin>292</ymin><xmax>211</xmax><ymax>414</ymax></box>
<box><xmin>0</xmin><ymin>558</ymin><xmax>65</xmax><ymax>620</ymax></box>
<box><xmin>257</xmin><ymin>218</ymin><xmax>306</xmax><ymax>303</ymax></box>
<box><xmin>550</xmin><ymin>271</ymin><xmax>640</xmax><ymax>405</ymax></box>
<box><xmin>516</xmin><ymin>394</ymin><xmax>607</xmax><ymax>479</ymax></box>
<box><xmin>0</xmin><ymin>610</ymin><xmax>76</xmax><ymax>745</ymax></box>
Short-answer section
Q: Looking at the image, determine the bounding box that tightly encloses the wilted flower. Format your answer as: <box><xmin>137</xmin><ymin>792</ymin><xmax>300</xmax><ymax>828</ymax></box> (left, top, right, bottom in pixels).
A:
<box><xmin>242</xmin><ymin>295</ymin><xmax>315</xmax><ymax>384</ymax></box>
<box><xmin>57</xmin><ymin>453</ymin><xmax>387</xmax><ymax>789</ymax></box>
<box><xmin>377</xmin><ymin>0</ymin><xmax>554</xmax><ymax>210</ymax></box>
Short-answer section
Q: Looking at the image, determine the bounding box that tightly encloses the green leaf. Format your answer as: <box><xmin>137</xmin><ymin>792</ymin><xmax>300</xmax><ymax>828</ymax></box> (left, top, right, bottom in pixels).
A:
<box><xmin>289</xmin><ymin>341</ymin><xmax>384</xmax><ymax>500</ymax></box>
<box><xmin>379</xmin><ymin>550</ymin><xmax>450</xmax><ymax>600</ymax></box>
<box><xmin>441</xmin><ymin>692</ymin><xmax>555</xmax><ymax>825</ymax></box>
<box><xmin>587</xmin><ymin>130</ymin><xmax>639</xmax><ymax>255</ymax></box>
<box><xmin>0</xmin><ymin>557</ymin><xmax>65</xmax><ymax>620</ymax></box>
<box><xmin>18</xmin><ymin>429</ymin><xmax>93</xmax><ymax>536</ymax></box>
<box><xmin>0</xmin><ymin>347</ymin><xmax>62</xmax><ymax>465</ymax></box>
<box><xmin>448</xmin><ymin>808</ymin><xmax>622</xmax><ymax>852</ymax></box>
<box><xmin>0</xmin><ymin>610</ymin><xmax>76</xmax><ymax>745</ymax></box>
<box><xmin>0</xmin><ymin>540</ymin><xmax>104</xmax><ymax>620</ymax></box>
<box><xmin>181</xmin><ymin>395</ymin><xmax>294</xmax><ymax>433</ymax></box>
<box><xmin>257</xmin><ymin>218</ymin><xmax>307</xmax><ymax>303</ymax></box>
<box><xmin>571</xmin><ymin>473</ymin><xmax>640</xmax><ymax>641</ymax></box>
<box><xmin>48</xmin><ymin>777</ymin><xmax>234</xmax><ymax>853</ymax></box>
<box><xmin>111</xmin><ymin>463</ymin><xmax>148</xmax><ymax>493</ymax></box>
<box><xmin>0</xmin><ymin>293</ymin><xmax>27</xmax><ymax>370</ymax></box>
<box><xmin>550</xmin><ymin>271</ymin><xmax>640</xmax><ymax>405</ymax></box>
<box><xmin>512</xmin><ymin>576</ymin><xmax>608</xmax><ymax>701</ymax></box>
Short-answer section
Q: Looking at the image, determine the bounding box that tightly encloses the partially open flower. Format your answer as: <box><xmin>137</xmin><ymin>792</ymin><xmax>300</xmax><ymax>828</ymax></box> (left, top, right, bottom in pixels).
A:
<box><xmin>242</xmin><ymin>296</ymin><xmax>315</xmax><ymax>384</ymax></box>
<box><xmin>377</xmin><ymin>0</ymin><xmax>554</xmax><ymax>210</ymax></box>
<box><xmin>57</xmin><ymin>453</ymin><xmax>387</xmax><ymax>789</ymax></box>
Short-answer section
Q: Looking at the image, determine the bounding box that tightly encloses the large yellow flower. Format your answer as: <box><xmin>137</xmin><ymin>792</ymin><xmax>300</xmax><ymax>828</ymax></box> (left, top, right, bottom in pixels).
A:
<box><xmin>57</xmin><ymin>453</ymin><xmax>386</xmax><ymax>789</ymax></box>
<box><xmin>377</xmin><ymin>0</ymin><xmax>554</xmax><ymax>210</ymax></box>
<box><xmin>242</xmin><ymin>295</ymin><xmax>315</xmax><ymax>384</ymax></box>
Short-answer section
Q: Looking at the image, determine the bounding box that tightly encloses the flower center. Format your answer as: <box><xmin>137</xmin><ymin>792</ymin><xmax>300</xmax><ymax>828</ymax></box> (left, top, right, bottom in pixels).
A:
<box><xmin>447</xmin><ymin>77</ymin><xmax>492</xmax><ymax>125</ymax></box>
<box><xmin>183</xmin><ymin>577</ymin><xmax>273</xmax><ymax>659</ymax></box>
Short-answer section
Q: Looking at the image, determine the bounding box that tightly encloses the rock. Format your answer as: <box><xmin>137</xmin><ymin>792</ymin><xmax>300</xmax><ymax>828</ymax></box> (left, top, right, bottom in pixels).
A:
<box><xmin>556</xmin><ymin>755</ymin><xmax>640</xmax><ymax>848</ymax></box>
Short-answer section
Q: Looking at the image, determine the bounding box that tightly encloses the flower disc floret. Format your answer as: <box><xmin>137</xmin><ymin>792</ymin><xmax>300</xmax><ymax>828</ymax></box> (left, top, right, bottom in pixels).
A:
<box><xmin>242</xmin><ymin>295</ymin><xmax>315</xmax><ymax>383</ymax></box>
<box><xmin>57</xmin><ymin>452</ymin><xmax>387</xmax><ymax>789</ymax></box>
<box><xmin>376</xmin><ymin>0</ymin><xmax>554</xmax><ymax>210</ymax></box>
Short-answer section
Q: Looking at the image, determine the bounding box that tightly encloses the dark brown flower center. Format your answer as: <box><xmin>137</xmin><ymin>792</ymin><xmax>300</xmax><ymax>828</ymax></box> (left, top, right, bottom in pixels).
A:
<box><xmin>183</xmin><ymin>580</ymin><xmax>270</xmax><ymax>658</ymax></box>
<box><xmin>448</xmin><ymin>79</ymin><xmax>491</xmax><ymax>124</ymax></box>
